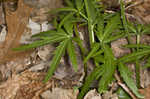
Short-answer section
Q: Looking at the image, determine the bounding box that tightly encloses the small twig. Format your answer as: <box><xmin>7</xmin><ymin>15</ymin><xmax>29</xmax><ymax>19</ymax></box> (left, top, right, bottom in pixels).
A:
<box><xmin>105</xmin><ymin>10</ymin><xmax>115</xmax><ymax>13</ymax></box>
<box><xmin>125</xmin><ymin>0</ymin><xmax>144</xmax><ymax>10</ymax></box>
<box><xmin>114</xmin><ymin>72</ymin><xmax>137</xmax><ymax>99</ymax></box>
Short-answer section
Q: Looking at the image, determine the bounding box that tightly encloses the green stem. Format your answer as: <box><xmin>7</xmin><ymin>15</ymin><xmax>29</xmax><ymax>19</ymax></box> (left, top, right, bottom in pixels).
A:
<box><xmin>74</xmin><ymin>24</ymin><xmax>88</xmax><ymax>79</ymax></box>
<box><xmin>79</xmin><ymin>12</ymin><xmax>88</xmax><ymax>20</ymax></box>
<box><xmin>120</xmin><ymin>0</ymin><xmax>132</xmax><ymax>44</ymax></box>
<box><xmin>135</xmin><ymin>34</ymin><xmax>141</xmax><ymax>88</ymax></box>
<box><xmin>88</xmin><ymin>23</ymin><xmax>95</xmax><ymax>47</ymax></box>
<box><xmin>120</xmin><ymin>0</ymin><xmax>141</xmax><ymax>88</ymax></box>
<box><xmin>135</xmin><ymin>60</ymin><xmax>140</xmax><ymax>88</ymax></box>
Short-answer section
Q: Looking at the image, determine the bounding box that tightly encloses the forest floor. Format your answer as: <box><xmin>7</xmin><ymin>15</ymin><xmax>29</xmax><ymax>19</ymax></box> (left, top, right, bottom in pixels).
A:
<box><xmin>0</xmin><ymin>0</ymin><xmax>150</xmax><ymax>99</ymax></box>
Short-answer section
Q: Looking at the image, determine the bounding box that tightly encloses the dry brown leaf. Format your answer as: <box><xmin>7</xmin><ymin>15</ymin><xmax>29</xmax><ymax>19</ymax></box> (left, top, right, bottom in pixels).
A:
<box><xmin>111</xmin><ymin>38</ymin><xmax>131</xmax><ymax>58</ymax></box>
<box><xmin>0</xmin><ymin>0</ymin><xmax>33</xmax><ymax>63</ymax></box>
<box><xmin>0</xmin><ymin>70</ymin><xmax>52</xmax><ymax>99</ymax></box>
<box><xmin>41</xmin><ymin>88</ymin><xmax>78</xmax><ymax>99</ymax></box>
<box><xmin>0</xmin><ymin>3</ymin><xmax>5</xmax><ymax>25</ymax></box>
<box><xmin>24</xmin><ymin>0</ymin><xmax>63</xmax><ymax>23</ymax></box>
<box><xmin>132</xmin><ymin>0</ymin><xmax>150</xmax><ymax>24</ymax></box>
<box><xmin>84</xmin><ymin>89</ymin><xmax>102</xmax><ymax>99</ymax></box>
<box><xmin>139</xmin><ymin>85</ymin><xmax>150</xmax><ymax>99</ymax></box>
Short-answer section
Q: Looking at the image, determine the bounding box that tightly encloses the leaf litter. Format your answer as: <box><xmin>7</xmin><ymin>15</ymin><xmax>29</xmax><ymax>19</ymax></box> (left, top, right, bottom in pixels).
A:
<box><xmin>1</xmin><ymin>0</ymin><xmax>150</xmax><ymax>99</ymax></box>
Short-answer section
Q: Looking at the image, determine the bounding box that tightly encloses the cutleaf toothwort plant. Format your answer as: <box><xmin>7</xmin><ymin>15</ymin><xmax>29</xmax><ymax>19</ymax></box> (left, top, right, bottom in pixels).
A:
<box><xmin>14</xmin><ymin>0</ymin><xmax>150</xmax><ymax>98</ymax></box>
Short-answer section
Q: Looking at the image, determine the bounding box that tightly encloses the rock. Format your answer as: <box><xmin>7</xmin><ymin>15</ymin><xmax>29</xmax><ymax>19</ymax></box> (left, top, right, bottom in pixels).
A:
<box><xmin>37</xmin><ymin>45</ymin><xmax>55</xmax><ymax>61</ymax></box>
<box><xmin>40</xmin><ymin>88</ymin><xmax>78</xmax><ymax>99</ymax></box>
<box><xmin>111</xmin><ymin>38</ymin><xmax>131</xmax><ymax>58</ymax></box>
<box><xmin>29</xmin><ymin>62</ymin><xmax>48</xmax><ymax>72</ymax></box>
<box><xmin>24</xmin><ymin>0</ymin><xmax>63</xmax><ymax>23</ymax></box>
<box><xmin>0</xmin><ymin>25</ymin><xmax>7</xmax><ymax>42</ymax></box>
<box><xmin>20</xmin><ymin>19</ymin><xmax>53</xmax><ymax>44</ymax></box>
<box><xmin>40</xmin><ymin>90</ymin><xmax>51</xmax><ymax>99</ymax></box>
<box><xmin>84</xmin><ymin>89</ymin><xmax>102</xmax><ymax>99</ymax></box>
<box><xmin>102</xmin><ymin>91</ymin><xmax>118</xmax><ymax>99</ymax></box>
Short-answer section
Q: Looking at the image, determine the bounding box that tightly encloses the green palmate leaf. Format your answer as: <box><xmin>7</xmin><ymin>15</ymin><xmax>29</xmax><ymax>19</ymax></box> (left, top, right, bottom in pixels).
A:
<box><xmin>103</xmin><ymin>13</ymin><xmax>121</xmax><ymax>41</ymax></box>
<box><xmin>13</xmin><ymin>36</ymin><xmax>67</xmax><ymax>51</ymax></box>
<box><xmin>98</xmin><ymin>63</ymin><xmax>115</xmax><ymax>93</ymax></box>
<box><xmin>96</xmin><ymin>64</ymin><xmax>105</xmax><ymax>79</ymax></box>
<box><xmin>84</xmin><ymin>0</ymin><xmax>97</xmax><ymax>23</ymax></box>
<box><xmin>77</xmin><ymin>66</ymin><xmax>102</xmax><ymax>99</ymax></box>
<box><xmin>67</xmin><ymin>40</ymin><xmax>78</xmax><ymax>72</ymax></box>
<box><xmin>94</xmin><ymin>55</ymin><xmax>104</xmax><ymax>63</ymax></box>
<box><xmin>68</xmin><ymin>17</ymin><xmax>86</xmax><ymax>23</ymax></box>
<box><xmin>57</xmin><ymin>28</ymin><xmax>68</xmax><ymax>34</ymax></box>
<box><xmin>83</xmin><ymin>43</ymin><xmax>100</xmax><ymax>64</ymax></box>
<box><xmin>72</xmin><ymin>37</ymin><xmax>88</xmax><ymax>55</ymax></box>
<box><xmin>58</xmin><ymin>12</ymin><xmax>75</xmax><ymax>29</ymax></box>
<box><xmin>64</xmin><ymin>20</ymin><xmax>74</xmax><ymax>35</ymax></box>
<box><xmin>13</xmin><ymin>40</ymin><xmax>49</xmax><ymax>51</ymax></box>
<box><xmin>104</xmin><ymin>33</ymin><xmax>125</xmax><ymax>43</ymax></box>
<box><xmin>31</xmin><ymin>30</ymin><xmax>58</xmax><ymax>38</ymax></box>
<box><xmin>32</xmin><ymin>28</ymin><xmax>68</xmax><ymax>38</ymax></box>
<box><xmin>118</xmin><ymin>49</ymin><xmax>150</xmax><ymax>63</ymax></box>
<box><xmin>127</xmin><ymin>22</ymin><xmax>137</xmax><ymax>33</ymax></box>
<box><xmin>118</xmin><ymin>63</ymin><xmax>144</xmax><ymax>98</ymax></box>
<box><xmin>92</xmin><ymin>49</ymin><xmax>104</xmax><ymax>57</ymax></box>
<box><xmin>96</xmin><ymin>13</ymin><xmax>104</xmax><ymax>24</ymax></box>
<box><xmin>49</xmin><ymin>7</ymin><xmax>77</xmax><ymax>14</ymax></box>
<box><xmin>142</xmin><ymin>24</ymin><xmax>150</xmax><ymax>34</ymax></box>
<box><xmin>64</xmin><ymin>0</ymin><xmax>74</xmax><ymax>7</ymax></box>
<box><xmin>37</xmin><ymin>33</ymin><xmax>68</xmax><ymax>40</ymax></box>
<box><xmin>98</xmin><ymin>58</ymin><xmax>116</xmax><ymax>93</ymax></box>
<box><xmin>104</xmin><ymin>12</ymin><xmax>116</xmax><ymax>20</ymax></box>
<box><xmin>120</xmin><ymin>0</ymin><xmax>128</xmax><ymax>33</ymax></box>
<box><xmin>40</xmin><ymin>34</ymin><xmax>68</xmax><ymax>40</ymax></box>
<box><xmin>96</xmin><ymin>14</ymin><xmax>104</xmax><ymax>41</ymax></box>
<box><xmin>123</xmin><ymin>44</ymin><xmax>150</xmax><ymax>49</ymax></box>
<box><xmin>53</xmin><ymin>17</ymin><xmax>58</xmax><ymax>29</ymax></box>
<box><xmin>117</xmin><ymin>88</ymin><xmax>131</xmax><ymax>99</ymax></box>
<box><xmin>120</xmin><ymin>55</ymin><xmax>144</xmax><ymax>63</ymax></box>
<box><xmin>44</xmin><ymin>39</ymin><xmax>69</xmax><ymax>82</ymax></box>
<box><xmin>76</xmin><ymin>0</ymin><xmax>84</xmax><ymax>11</ymax></box>
<box><xmin>78</xmin><ymin>11</ymin><xmax>88</xmax><ymax>21</ymax></box>
<box><xmin>104</xmin><ymin>44</ymin><xmax>116</xmax><ymax>59</ymax></box>
<box><xmin>120</xmin><ymin>0</ymin><xmax>132</xmax><ymax>44</ymax></box>
<box><xmin>137</xmin><ymin>24</ymin><xmax>143</xmax><ymax>34</ymax></box>
<box><xmin>98</xmin><ymin>45</ymin><xmax>116</xmax><ymax>93</ymax></box>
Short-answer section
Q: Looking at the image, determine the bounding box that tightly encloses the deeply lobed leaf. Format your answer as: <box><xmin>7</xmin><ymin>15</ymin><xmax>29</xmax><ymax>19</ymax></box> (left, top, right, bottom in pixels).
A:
<box><xmin>77</xmin><ymin>66</ymin><xmax>102</xmax><ymax>99</ymax></box>
<box><xmin>118</xmin><ymin>63</ymin><xmax>144</xmax><ymax>98</ymax></box>
<box><xmin>98</xmin><ymin>45</ymin><xmax>116</xmax><ymax>93</ymax></box>
<box><xmin>67</xmin><ymin>40</ymin><xmax>78</xmax><ymax>72</ymax></box>
<box><xmin>118</xmin><ymin>49</ymin><xmax>150</xmax><ymax>63</ymax></box>
<box><xmin>13</xmin><ymin>35</ymin><xmax>68</xmax><ymax>51</ymax></box>
<box><xmin>43</xmin><ymin>39</ymin><xmax>70</xmax><ymax>82</ymax></box>
<box><xmin>102</xmin><ymin>13</ymin><xmax>121</xmax><ymax>41</ymax></box>
<box><xmin>84</xmin><ymin>0</ymin><xmax>97</xmax><ymax>24</ymax></box>
<box><xmin>83</xmin><ymin>43</ymin><xmax>100</xmax><ymax>64</ymax></box>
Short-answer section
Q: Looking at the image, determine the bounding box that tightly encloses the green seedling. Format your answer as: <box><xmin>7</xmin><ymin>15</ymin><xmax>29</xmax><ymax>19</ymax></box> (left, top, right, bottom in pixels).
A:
<box><xmin>14</xmin><ymin>0</ymin><xmax>150</xmax><ymax>98</ymax></box>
